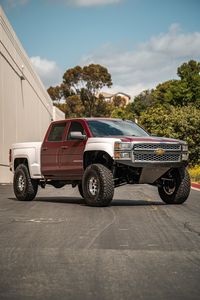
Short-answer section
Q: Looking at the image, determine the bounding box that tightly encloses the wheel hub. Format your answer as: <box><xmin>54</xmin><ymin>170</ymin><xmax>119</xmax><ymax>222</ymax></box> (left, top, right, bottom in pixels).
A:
<box><xmin>163</xmin><ymin>179</ymin><xmax>176</xmax><ymax>195</ymax></box>
<box><xmin>18</xmin><ymin>174</ymin><xmax>25</xmax><ymax>192</ymax></box>
<box><xmin>88</xmin><ymin>176</ymin><xmax>98</xmax><ymax>196</ymax></box>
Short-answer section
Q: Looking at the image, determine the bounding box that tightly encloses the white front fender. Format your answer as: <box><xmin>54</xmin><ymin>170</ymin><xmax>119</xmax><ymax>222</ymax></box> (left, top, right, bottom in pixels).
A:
<box><xmin>84</xmin><ymin>137</ymin><xmax>120</xmax><ymax>158</ymax></box>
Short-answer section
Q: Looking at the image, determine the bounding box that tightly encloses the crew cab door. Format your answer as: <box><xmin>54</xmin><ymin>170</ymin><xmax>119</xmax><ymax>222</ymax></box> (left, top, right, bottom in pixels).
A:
<box><xmin>41</xmin><ymin>122</ymin><xmax>68</xmax><ymax>177</ymax></box>
<box><xmin>59</xmin><ymin>121</ymin><xmax>87</xmax><ymax>178</ymax></box>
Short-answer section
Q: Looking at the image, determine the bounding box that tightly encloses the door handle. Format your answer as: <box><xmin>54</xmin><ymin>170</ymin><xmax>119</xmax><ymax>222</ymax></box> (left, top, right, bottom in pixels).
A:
<box><xmin>42</xmin><ymin>147</ymin><xmax>48</xmax><ymax>151</ymax></box>
<box><xmin>61</xmin><ymin>146</ymin><xmax>68</xmax><ymax>150</ymax></box>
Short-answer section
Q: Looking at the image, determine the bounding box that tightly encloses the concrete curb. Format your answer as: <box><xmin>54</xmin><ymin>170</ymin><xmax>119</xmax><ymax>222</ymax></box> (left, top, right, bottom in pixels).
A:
<box><xmin>191</xmin><ymin>182</ymin><xmax>200</xmax><ymax>190</ymax></box>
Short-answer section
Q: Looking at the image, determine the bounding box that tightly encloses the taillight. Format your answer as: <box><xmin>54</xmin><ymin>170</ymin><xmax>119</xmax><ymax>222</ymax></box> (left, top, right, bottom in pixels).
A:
<box><xmin>9</xmin><ymin>149</ymin><xmax>12</xmax><ymax>163</ymax></box>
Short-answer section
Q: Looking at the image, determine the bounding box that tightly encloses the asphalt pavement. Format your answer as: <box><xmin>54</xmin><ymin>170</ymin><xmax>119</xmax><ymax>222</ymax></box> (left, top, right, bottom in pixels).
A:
<box><xmin>0</xmin><ymin>183</ymin><xmax>200</xmax><ymax>300</ymax></box>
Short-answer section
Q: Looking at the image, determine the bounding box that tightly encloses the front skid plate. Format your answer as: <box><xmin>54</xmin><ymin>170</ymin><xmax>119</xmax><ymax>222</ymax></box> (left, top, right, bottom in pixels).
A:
<box><xmin>139</xmin><ymin>166</ymin><xmax>170</xmax><ymax>184</ymax></box>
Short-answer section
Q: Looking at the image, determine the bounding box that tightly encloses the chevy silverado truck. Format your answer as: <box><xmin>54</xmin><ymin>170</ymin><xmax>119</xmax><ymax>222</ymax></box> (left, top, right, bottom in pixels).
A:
<box><xmin>10</xmin><ymin>118</ymin><xmax>190</xmax><ymax>206</ymax></box>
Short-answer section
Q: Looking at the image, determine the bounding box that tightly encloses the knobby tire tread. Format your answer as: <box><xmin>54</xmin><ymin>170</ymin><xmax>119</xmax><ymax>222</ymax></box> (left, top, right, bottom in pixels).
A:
<box><xmin>14</xmin><ymin>164</ymin><xmax>38</xmax><ymax>201</ymax></box>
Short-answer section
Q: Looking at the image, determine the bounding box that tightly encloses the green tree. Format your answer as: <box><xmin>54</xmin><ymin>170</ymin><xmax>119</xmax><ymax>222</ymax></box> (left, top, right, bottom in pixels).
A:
<box><xmin>111</xmin><ymin>105</ymin><xmax>135</xmax><ymax>120</ymax></box>
<box><xmin>130</xmin><ymin>89</ymin><xmax>155</xmax><ymax>116</ymax></box>
<box><xmin>48</xmin><ymin>64</ymin><xmax>112</xmax><ymax>117</ymax></box>
<box><xmin>130</xmin><ymin>60</ymin><xmax>200</xmax><ymax>117</ymax></box>
<box><xmin>151</xmin><ymin>80</ymin><xmax>192</xmax><ymax>107</ymax></box>
<box><xmin>82</xmin><ymin>64</ymin><xmax>112</xmax><ymax>116</ymax></box>
<box><xmin>112</xmin><ymin>95</ymin><xmax>126</xmax><ymax>108</ymax></box>
<box><xmin>140</xmin><ymin>105</ymin><xmax>200</xmax><ymax>164</ymax></box>
<box><xmin>177</xmin><ymin>60</ymin><xmax>200</xmax><ymax>108</ymax></box>
<box><xmin>177</xmin><ymin>60</ymin><xmax>200</xmax><ymax>80</ymax></box>
<box><xmin>94</xmin><ymin>95</ymin><xmax>113</xmax><ymax>117</ymax></box>
<box><xmin>151</xmin><ymin>60</ymin><xmax>200</xmax><ymax>108</ymax></box>
<box><xmin>65</xmin><ymin>95</ymin><xmax>84</xmax><ymax>118</ymax></box>
<box><xmin>47</xmin><ymin>85</ymin><xmax>62</xmax><ymax>101</ymax></box>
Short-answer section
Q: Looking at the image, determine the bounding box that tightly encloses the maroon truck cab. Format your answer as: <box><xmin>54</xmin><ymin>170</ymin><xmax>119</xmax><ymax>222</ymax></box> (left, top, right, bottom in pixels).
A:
<box><xmin>41</xmin><ymin>119</ymin><xmax>92</xmax><ymax>180</ymax></box>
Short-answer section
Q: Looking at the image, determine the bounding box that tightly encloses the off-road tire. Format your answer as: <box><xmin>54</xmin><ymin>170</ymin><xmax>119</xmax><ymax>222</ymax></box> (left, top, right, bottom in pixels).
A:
<box><xmin>82</xmin><ymin>164</ymin><xmax>114</xmax><ymax>207</ymax></box>
<box><xmin>13</xmin><ymin>164</ymin><xmax>38</xmax><ymax>201</ymax></box>
<box><xmin>158</xmin><ymin>167</ymin><xmax>191</xmax><ymax>204</ymax></box>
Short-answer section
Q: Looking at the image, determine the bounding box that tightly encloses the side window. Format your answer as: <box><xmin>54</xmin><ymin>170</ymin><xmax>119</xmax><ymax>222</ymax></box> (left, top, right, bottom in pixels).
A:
<box><xmin>67</xmin><ymin>122</ymin><xmax>86</xmax><ymax>140</ymax></box>
<box><xmin>48</xmin><ymin>123</ymin><xmax>66</xmax><ymax>142</ymax></box>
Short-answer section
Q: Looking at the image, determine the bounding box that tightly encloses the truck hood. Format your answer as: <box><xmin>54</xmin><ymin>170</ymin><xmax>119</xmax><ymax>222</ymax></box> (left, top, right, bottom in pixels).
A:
<box><xmin>116</xmin><ymin>136</ymin><xmax>184</xmax><ymax>144</ymax></box>
<box><xmin>88</xmin><ymin>136</ymin><xmax>184</xmax><ymax>144</ymax></box>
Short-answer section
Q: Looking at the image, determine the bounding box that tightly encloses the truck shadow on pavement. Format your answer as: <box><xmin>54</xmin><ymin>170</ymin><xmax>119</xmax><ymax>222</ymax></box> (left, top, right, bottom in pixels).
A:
<box><xmin>9</xmin><ymin>197</ymin><xmax>165</xmax><ymax>206</ymax></box>
<box><xmin>111</xmin><ymin>199</ymin><xmax>164</xmax><ymax>206</ymax></box>
<box><xmin>33</xmin><ymin>197</ymin><xmax>164</xmax><ymax>206</ymax></box>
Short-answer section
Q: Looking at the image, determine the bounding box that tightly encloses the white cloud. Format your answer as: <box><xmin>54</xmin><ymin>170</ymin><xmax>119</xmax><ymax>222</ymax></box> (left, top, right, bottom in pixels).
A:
<box><xmin>4</xmin><ymin>0</ymin><xmax>123</xmax><ymax>8</ymax></box>
<box><xmin>30</xmin><ymin>56</ymin><xmax>62</xmax><ymax>88</ymax></box>
<box><xmin>80</xmin><ymin>24</ymin><xmax>200</xmax><ymax>97</ymax></box>
<box><xmin>5</xmin><ymin>0</ymin><xmax>29</xmax><ymax>7</ymax></box>
<box><xmin>49</xmin><ymin>0</ymin><xmax>122</xmax><ymax>7</ymax></box>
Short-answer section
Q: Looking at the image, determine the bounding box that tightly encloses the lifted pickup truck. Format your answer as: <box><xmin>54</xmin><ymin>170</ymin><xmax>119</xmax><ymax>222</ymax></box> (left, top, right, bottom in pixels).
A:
<box><xmin>10</xmin><ymin>118</ymin><xmax>190</xmax><ymax>206</ymax></box>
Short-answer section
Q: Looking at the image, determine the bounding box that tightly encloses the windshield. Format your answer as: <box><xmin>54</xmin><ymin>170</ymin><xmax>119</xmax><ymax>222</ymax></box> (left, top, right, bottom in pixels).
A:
<box><xmin>87</xmin><ymin>119</ymin><xmax>149</xmax><ymax>137</ymax></box>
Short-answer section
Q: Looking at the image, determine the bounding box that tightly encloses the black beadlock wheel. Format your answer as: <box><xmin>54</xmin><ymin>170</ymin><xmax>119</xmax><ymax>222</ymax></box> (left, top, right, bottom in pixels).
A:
<box><xmin>158</xmin><ymin>167</ymin><xmax>191</xmax><ymax>204</ymax></box>
<box><xmin>82</xmin><ymin>164</ymin><xmax>114</xmax><ymax>207</ymax></box>
<box><xmin>13</xmin><ymin>164</ymin><xmax>38</xmax><ymax>201</ymax></box>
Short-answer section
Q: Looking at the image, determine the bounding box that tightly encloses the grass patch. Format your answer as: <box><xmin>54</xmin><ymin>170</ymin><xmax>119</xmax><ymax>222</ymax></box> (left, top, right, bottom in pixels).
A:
<box><xmin>189</xmin><ymin>165</ymin><xmax>200</xmax><ymax>183</ymax></box>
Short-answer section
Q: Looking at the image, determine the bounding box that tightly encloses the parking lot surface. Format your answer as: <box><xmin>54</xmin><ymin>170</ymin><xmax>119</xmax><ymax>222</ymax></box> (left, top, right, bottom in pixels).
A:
<box><xmin>0</xmin><ymin>184</ymin><xmax>200</xmax><ymax>300</ymax></box>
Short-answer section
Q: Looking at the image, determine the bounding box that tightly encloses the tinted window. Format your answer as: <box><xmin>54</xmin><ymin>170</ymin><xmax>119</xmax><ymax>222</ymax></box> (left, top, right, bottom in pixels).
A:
<box><xmin>48</xmin><ymin>123</ymin><xmax>66</xmax><ymax>142</ymax></box>
<box><xmin>88</xmin><ymin>120</ymin><xmax>149</xmax><ymax>137</ymax></box>
<box><xmin>67</xmin><ymin>122</ymin><xmax>86</xmax><ymax>140</ymax></box>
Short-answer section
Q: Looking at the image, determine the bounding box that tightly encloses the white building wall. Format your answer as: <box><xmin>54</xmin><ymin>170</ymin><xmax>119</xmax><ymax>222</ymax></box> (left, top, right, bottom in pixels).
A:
<box><xmin>0</xmin><ymin>7</ymin><xmax>64</xmax><ymax>183</ymax></box>
<box><xmin>53</xmin><ymin>106</ymin><xmax>65</xmax><ymax>121</ymax></box>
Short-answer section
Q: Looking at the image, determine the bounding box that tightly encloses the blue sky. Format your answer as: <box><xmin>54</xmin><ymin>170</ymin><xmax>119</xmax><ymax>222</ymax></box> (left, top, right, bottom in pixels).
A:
<box><xmin>1</xmin><ymin>0</ymin><xmax>200</xmax><ymax>96</ymax></box>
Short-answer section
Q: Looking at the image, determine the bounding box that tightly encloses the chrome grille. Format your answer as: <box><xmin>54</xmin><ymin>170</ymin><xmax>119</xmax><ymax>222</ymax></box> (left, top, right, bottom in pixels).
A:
<box><xmin>134</xmin><ymin>153</ymin><xmax>181</xmax><ymax>162</ymax></box>
<box><xmin>134</xmin><ymin>143</ymin><xmax>181</xmax><ymax>151</ymax></box>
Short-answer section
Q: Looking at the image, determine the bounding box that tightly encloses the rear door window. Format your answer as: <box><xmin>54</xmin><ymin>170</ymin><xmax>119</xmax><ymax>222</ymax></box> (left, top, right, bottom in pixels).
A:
<box><xmin>48</xmin><ymin>123</ymin><xmax>66</xmax><ymax>142</ymax></box>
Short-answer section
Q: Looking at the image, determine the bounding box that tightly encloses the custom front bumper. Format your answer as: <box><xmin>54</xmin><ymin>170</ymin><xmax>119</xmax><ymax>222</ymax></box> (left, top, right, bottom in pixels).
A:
<box><xmin>114</xmin><ymin>141</ymin><xmax>188</xmax><ymax>184</ymax></box>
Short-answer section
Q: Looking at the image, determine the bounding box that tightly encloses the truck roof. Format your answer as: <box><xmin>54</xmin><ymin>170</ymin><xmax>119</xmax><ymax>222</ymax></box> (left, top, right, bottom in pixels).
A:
<box><xmin>51</xmin><ymin>117</ymin><xmax>123</xmax><ymax>124</ymax></box>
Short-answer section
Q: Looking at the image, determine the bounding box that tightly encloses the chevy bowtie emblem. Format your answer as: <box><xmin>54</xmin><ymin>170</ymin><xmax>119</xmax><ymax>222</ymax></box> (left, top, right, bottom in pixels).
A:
<box><xmin>155</xmin><ymin>148</ymin><xmax>165</xmax><ymax>156</ymax></box>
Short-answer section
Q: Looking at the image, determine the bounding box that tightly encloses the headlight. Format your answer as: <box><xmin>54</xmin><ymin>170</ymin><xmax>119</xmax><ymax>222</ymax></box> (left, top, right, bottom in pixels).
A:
<box><xmin>114</xmin><ymin>152</ymin><xmax>131</xmax><ymax>159</ymax></box>
<box><xmin>114</xmin><ymin>142</ymin><xmax>132</xmax><ymax>150</ymax></box>
<box><xmin>182</xmin><ymin>144</ymin><xmax>188</xmax><ymax>152</ymax></box>
<box><xmin>114</xmin><ymin>142</ymin><xmax>132</xmax><ymax>160</ymax></box>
